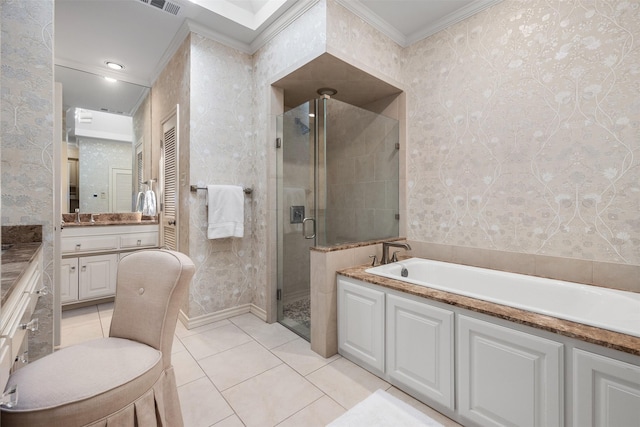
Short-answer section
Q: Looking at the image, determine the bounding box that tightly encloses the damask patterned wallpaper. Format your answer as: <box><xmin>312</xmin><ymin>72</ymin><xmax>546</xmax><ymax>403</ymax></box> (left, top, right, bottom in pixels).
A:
<box><xmin>1</xmin><ymin>0</ymin><xmax>54</xmax><ymax>359</ymax></box>
<box><xmin>404</xmin><ymin>0</ymin><xmax>639</xmax><ymax>265</ymax></box>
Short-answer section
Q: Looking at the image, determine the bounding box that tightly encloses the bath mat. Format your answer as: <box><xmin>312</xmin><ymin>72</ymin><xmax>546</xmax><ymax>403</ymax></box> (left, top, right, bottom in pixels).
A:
<box><xmin>327</xmin><ymin>389</ymin><xmax>444</xmax><ymax>427</ymax></box>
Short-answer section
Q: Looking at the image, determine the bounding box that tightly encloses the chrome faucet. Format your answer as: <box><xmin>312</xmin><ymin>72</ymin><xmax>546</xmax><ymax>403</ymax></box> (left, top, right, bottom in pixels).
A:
<box><xmin>381</xmin><ymin>241</ymin><xmax>412</xmax><ymax>264</ymax></box>
<box><xmin>75</xmin><ymin>208</ymin><xmax>81</xmax><ymax>223</ymax></box>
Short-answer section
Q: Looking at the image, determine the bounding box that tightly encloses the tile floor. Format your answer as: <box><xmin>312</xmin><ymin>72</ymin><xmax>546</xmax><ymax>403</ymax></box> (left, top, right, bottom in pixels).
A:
<box><xmin>61</xmin><ymin>303</ymin><xmax>462</xmax><ymax>427</ymax></box>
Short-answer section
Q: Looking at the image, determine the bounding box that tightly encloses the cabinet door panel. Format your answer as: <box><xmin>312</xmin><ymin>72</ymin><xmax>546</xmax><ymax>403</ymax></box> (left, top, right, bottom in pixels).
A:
<box><xmin>60</xmin><ymin>258</ymin><xmax>79</xmax><ymax>304</ymax></box>
<box><xmin>337</xmin><ymin>277</ymin><xmax>385</xmax><ymax>375</ymax></box>
<box><xmin>387</xmin><ymin>294</ymin><xmax>454</xmax><ymax>409</ymax></box>
<box><xmin>573</xmin><ymin>348</ymin><xmax>640</xmax><ymax>427</ymax></box>
<box><xmin>458</xmin><ymin>315</ymin><xmax>563</xmax><ymax>427</ymax></box>
<box><xmin>79</xmin><ymin>254</ymin><xmax>118</xmax><ymax>300</ymax></box>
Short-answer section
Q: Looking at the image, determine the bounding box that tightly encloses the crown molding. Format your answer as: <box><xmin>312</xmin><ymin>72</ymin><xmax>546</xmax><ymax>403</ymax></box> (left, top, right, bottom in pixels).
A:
<box><xmin>250</xmin><ymin>0</ymin><xmax>320</xmax><ymax>54</ymax></box>
<box><xmin>334</xmin><ymin>0</ymin><xmax>406</xmax><ymax>47</ymax></box>
<box><xmin>336</xmin><ymin>0</ymin><xmax>503</xmax><ymax>48</ymax></box>
<box><xmin>406</xmin><ymin>0</ymin><xmax>503</xmax><ymax>45</ymax></box>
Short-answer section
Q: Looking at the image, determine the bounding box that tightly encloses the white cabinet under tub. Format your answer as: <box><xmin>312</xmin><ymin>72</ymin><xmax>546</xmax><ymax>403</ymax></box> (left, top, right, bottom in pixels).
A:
<box><xmin>573</xmin><ymin>348</ymin><xmax>640</xmax><ymax>426</ymax></box>
<box><xmin>61</xmin><ymin>224</ymin><xmax>158</xmax><ymax>305</ymax></box>
<box><xmin>337</xmin><ymin>277</ymin><xmax>385</xmax><ymax>376</ymax></box>
<box><xmin>386</xmin><ymin>292</ymin><xmax>454</xmax><ymax>409</ymax></box>
<box><xmin>337</xmin><ymin>273</ymin><xmax>640</xmax><ymax>427</ymax></box>
<box><xmin>457</xmin><ymin>315</ymin><xmax>563</xmax><ymax>427</ymax></box>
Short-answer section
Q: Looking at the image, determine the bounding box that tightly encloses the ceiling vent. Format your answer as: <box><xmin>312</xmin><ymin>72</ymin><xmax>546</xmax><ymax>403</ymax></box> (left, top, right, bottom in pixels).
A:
<box><xmin>139</xmin><ymin>0</ymin><xmax>181</xmax><ymax>16</ymax></box>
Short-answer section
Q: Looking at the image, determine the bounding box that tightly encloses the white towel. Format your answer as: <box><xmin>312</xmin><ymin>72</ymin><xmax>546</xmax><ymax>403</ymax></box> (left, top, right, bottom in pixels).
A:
<box><xmin>207</xmin><ymin>185</ymin><xmax>244</xmax><ymax>239</ymax></box>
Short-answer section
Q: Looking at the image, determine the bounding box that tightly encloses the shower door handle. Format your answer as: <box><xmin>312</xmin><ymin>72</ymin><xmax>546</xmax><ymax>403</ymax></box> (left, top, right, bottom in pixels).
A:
<box><xmin>302</xmin><ymin>217</ymin><xmax>316</xmax><ymax>239</ymax></box>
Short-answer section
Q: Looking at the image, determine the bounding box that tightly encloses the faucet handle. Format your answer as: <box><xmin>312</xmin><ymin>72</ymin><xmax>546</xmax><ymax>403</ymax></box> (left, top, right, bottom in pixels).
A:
<box><xmin>369</xmin><ymin>255</ymin><xmax>378</xmax><ymax>267</ymax></box>
<box><xmin>391</xmin><ymin>251</ymin><xmax>400</xmax><ymax>263</ymax></box>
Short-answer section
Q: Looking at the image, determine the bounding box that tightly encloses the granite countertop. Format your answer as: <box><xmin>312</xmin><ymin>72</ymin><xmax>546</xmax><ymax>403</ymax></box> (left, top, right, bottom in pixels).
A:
<box><xmin>61</xmin><ymin>213</ymin><xmax>158</xmax><ymax>227</ymax></box>
<box><xmin>1</xmin><ymin>242</ymin><xmax>42</xmax><ymax>306</ymax></box>
<box><xmin>338</xmin><ymin>264</ymin><xmax>640</xmax><ymax>356</ymax></box>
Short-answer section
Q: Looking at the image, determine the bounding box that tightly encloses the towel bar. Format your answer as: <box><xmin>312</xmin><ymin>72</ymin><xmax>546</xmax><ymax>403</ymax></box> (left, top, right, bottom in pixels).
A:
<box><xmin>190</xmin><ymin>185</ymin><xmax>252</xmax><ymax>195</ymax></box>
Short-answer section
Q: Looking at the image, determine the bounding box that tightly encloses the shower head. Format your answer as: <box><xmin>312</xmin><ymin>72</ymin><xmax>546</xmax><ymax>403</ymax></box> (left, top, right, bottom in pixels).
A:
<box><xmin>317</xmin><ymin>87</ymin><xmax>337</xmax><ymax>97</ymax></box>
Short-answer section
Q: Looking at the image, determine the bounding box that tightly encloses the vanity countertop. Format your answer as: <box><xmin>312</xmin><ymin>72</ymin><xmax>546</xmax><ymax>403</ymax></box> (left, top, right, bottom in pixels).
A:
<box><xmin>1</xmin><ymin>243</ymin><xmax>42</xmax><ymax>306</ymax></box>
<box><xmin>61</xmin><ymin>213</ymin><xmax>158</xmax><ymax>227</ymax></box>
<box><xmin>338</xmin><ymin>263</ymin><xmax>640</xmax><ymax>356</ymax></box>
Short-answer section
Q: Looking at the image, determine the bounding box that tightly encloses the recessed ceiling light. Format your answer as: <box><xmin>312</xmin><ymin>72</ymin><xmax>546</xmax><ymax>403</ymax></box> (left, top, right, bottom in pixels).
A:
<box><xmin>104</xmin><ymin>77</ymin><xmax>118</xmax><ymax>83</ymax></box>
<box><xmin>105</xmin><ymin>61</ymin><xmax>124</xmax><ymax>70</ymax></box>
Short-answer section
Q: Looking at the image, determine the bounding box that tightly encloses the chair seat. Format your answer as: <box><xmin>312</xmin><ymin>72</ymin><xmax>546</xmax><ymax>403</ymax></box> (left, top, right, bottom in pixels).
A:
<box><xmin>3</xmin><ymin>338</ymin><xmax>163</xmax><ymax>425</ymax></box>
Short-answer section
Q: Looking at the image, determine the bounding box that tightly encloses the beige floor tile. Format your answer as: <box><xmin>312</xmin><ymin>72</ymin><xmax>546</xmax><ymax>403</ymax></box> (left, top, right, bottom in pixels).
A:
<box><xmin>212</xmin><ymin>415</ymin><xmax>245</xmax><ymax>427</ymax></box>
<box><xmin>386</xmin><ymin>387</ymin><xmax>462</xmax><ymax>427</ymax></box>
<box><xmin>61</xmin><ymin>305</ymin><xmax>100</xmax><ymax>328</ymax></box>
<box><xmin>175</xmin><ymin>318</ymin><xmax>231</xmax><ymax>339</ymax></box>
<box><xmin>222</xmin><ymin>364</ymin><xmax>323</xmax><ymax>427</ymax></box>
<box><xmin>173</xmin><ymin>349</ymin><xmax>206</xmax><ymax>387</ymax></box>
<box><xmin>180</xmin><ymin>323</ymin><xmax>253</xmax><ymax>360</ymax></box>
<box><xmin>276</xmin><ymin>395</ymin><xmax>346</xmax><ymax>427</ymax></box>
<box><xmin>229</xmin><ymin>313</ymin><xmax>299</xmax><ymax>349</ymax></box>
<box><xmin>172</xmin><ymin>336</ymin><xmax>186</xmax><ymax>354</ymax></box>
<box><xmin>199</xmin><ymin>340</ymin><xmax>282</xmax><ymax>391</ymax></box>
<box><xmin>60</xmin><ymin>322</ymin><xmax>104</xmax><ymax>348</ymax></box>
<box><xmin>178</xmin><ymin>377</ymin><xmax>233</xmax><ymax>427</ymax></box>
<box><xmin>272</xmin><ymin>337</ymin><xmax>341</xmax><ymax>376</ymax></box>
<box><xmin>306</xmin><ymin>357</ymin><xmax>391</xmax><ymax>409</ymax></box>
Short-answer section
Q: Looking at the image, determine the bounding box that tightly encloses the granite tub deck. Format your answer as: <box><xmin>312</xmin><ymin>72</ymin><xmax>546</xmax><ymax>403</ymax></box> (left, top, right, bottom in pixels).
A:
<box><xmin>338</xmin><ymin>263</ymin><xmax>640</xmax><ymax>356</ymax></box>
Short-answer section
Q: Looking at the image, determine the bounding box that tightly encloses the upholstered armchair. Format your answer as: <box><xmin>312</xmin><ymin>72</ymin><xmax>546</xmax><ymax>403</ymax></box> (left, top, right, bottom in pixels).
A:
<box><xmin>1</xmin><ymin>249</ymin><xmax>195</xmax><ymax>426</ymax></box>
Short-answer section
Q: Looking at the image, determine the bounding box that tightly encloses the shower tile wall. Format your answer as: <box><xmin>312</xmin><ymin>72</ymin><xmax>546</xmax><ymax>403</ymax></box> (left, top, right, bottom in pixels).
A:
<box><xmin>1</xmin><ymin>0</ymin><xmax>55</xmax><ymax>360</ymax></box>
<box><xmin>325</xmin><ymin>101</ymin><xmax>399</xmax><ymax>244</ymax></box>
<box><xmin>282</xmin><ymin>106</ymin><xmax>314</xmax><ymax>304</ymax></box>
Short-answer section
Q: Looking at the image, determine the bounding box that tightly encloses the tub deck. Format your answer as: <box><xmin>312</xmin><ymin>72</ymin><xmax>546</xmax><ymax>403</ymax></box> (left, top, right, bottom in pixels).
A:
<box><xmin>338</xmin><ymin>259</ymin><xmax>640</xmax><ymax>356</ymax></box>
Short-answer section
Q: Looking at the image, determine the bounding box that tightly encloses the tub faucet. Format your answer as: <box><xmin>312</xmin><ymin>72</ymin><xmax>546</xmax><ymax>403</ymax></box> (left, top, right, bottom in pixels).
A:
<box><xmin>381</xmin><ymin>241</ymin><xmax>412</xmax><ymax>264</ymax></box>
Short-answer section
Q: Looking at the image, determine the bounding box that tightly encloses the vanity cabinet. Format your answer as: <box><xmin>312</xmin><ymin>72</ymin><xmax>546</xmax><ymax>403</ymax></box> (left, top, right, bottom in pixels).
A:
<box><xmin>573</xmin><ymin>348</ymin><xmax>640</xmax><ymax>426</ymax></box>
<box><xmin>0</xmin><ymin>245</ymin><xmax>43</xmax><ymax>391</ymax></box>
<box><xmin>386</xmin><ymin>293</ymin><xmax>454</xmax><ymax>409</ymax></box>
<box><xmin>457</xmin><ymin>315</ymin><xmax>564</xmax><ymax>427</ymax></box>
<box><xmin>337</xmin><ymin>277</ymin><xmax>385</xmax><ymax>376</ymax></box>
<box><xmin>61</xmin><ymin>225</ymin><xmax>158</xmax><ymax>305</ymax></box>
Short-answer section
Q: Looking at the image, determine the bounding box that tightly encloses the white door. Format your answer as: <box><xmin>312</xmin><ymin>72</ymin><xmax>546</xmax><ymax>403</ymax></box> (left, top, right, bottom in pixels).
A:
<box><xmin>161</xmin><ymin>109</ymin><xmax>178</xmax><ymax>250</ymax></box>
<box><xmin>109</xmin><ymin>168</ymin><xmax>132</xmax><ymax>212</ymax></box>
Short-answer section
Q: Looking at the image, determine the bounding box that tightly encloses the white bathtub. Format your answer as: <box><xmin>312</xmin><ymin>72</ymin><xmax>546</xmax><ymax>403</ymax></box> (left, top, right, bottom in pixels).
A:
<box><xmin>366</xmin><ymin>258</ymin><xmax>640</xmax><ymax>338</ymax></box>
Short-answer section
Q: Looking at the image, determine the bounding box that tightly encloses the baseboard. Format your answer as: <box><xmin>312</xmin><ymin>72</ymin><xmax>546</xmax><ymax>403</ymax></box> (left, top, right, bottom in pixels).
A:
<box><xmin>179</xmin><ymin>303</ymin><xmax>267</xmax><ymax>329</ymax></box>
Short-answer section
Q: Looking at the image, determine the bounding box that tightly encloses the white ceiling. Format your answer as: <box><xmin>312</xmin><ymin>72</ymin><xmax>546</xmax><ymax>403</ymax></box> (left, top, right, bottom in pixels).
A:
<box><xmin>55</xmin><ymin>0</ymin><xmax>500</xmax><ymax>115</ymax></box>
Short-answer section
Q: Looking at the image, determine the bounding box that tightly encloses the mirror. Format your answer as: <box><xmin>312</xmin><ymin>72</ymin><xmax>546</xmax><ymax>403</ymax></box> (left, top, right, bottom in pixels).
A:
<box><xmin>56</xmin><ymin>65</ymin><xmax>152</xmax><ymax>214</ymax></box>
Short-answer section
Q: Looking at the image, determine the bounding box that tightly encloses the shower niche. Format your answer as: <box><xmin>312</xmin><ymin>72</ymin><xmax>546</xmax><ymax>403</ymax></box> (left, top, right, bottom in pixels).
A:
<box><xmin>274</xmin><ymin>54</ymin><xmax>403</xmax><ymax>339</ymax></box>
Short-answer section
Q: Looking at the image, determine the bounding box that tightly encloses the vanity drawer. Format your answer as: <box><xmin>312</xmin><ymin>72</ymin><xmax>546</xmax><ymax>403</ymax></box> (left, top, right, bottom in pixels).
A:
<box><xmin>61</xmin><ymin>235</ymin><xmax>119</xmax><ymax>254</ymax></box>
<box><xmin>120</xmin><ymin>232</ymin><xmax>158</xmax><ymax>249</ymax></box>
<box><xmin>2</xmin><ymin>293</ymin><xmax>37</xmax><ymax>362</ymax></box>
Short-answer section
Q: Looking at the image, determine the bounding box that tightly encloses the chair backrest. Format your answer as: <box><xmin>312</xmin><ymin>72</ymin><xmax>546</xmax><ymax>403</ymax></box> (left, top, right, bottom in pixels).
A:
<box><xmin>109</xmin><ymin>249</ymin><xmax>195</xmax><ymax>368</ymax></box>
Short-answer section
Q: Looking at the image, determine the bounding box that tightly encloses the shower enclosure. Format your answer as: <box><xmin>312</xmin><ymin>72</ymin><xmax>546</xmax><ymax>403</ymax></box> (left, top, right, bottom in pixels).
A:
<box><xmin>276</xmin><ymin>96</ymin><xmax>399</xmax><ymax>339</ymax></box>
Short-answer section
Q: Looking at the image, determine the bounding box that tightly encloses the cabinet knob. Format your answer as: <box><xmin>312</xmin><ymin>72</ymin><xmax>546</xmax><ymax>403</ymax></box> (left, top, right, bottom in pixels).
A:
<box><xmin>35</xmin><ymin>286</ymin><xmax>49</xmax><ymax>296</ymax></box>
<box><xmin>20</xmin><ymin>318</ymin><xmax>39</xmax><ymax>332</ymax></box>
<box><xmin>70</xmin><ymin>266</ymin><xmax>76</xmax><ymax>272</ymax></box>
<box><xmin>0</xmin><ymin>384</ymin><xmax>18</xmax><ymax>409</ymax></box>
<box><xmin>137</xmin><ymin>239</ymin><xmax>142</xmax><ymax>246</ymax></box>
<box><xmin>75</xmin><ymin>244</ymin><xmax>81</xmax><ymax>250</ymax></box>
<box><xmin>81</xmin><ymin>266</ymin><xmax>86</xmax><ymax>272</ymax></box>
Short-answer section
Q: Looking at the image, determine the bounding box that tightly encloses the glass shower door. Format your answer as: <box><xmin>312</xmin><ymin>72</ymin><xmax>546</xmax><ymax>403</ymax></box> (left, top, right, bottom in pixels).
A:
<box><xmin>276</xmin><ymin>100</ymin><xmax>320</xmax><ymax>340</ymax></box>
